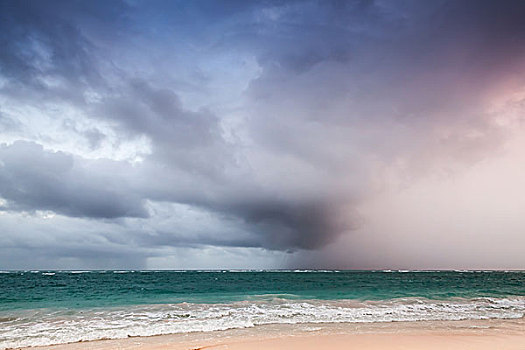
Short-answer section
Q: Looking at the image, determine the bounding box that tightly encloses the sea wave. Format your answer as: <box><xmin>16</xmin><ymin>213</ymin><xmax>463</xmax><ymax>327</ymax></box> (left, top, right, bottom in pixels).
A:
<box><xmin>0</xmin><ymin>296</ymin><xmax>523</xmax><ymax>349</ymax></box>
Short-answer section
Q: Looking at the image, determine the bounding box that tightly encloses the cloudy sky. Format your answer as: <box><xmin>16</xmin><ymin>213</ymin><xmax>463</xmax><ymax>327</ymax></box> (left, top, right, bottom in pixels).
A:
<box><xmin>1</xmin><ymin>0</ymin><xmax>525</xmax><ymax>270</ymax></box>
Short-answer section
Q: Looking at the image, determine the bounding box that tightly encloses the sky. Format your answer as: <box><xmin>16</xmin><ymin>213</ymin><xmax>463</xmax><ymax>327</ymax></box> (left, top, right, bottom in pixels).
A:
<box><xmin>1</xmin><ymin>0</ymin><xmax>525</xmax><ymax>270</ymax></box>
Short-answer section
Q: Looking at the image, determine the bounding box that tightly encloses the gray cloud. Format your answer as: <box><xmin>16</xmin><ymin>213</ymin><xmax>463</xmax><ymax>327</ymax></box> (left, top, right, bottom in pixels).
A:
<box><xmin>220</xmin><ymin>200</ymin><xmax>361</xmax><ymax>250</ymax></box>
<box><xmin>0</xmin><ymin>1</ymin><xmax>104</xmax><ymax>103</ymax></box>
<box><xmin>1</xmin><ymin>0</ymin><xmax>525</xmax><ymax>268</ymax></box>
<box><xmin>0</xmin><ymin>141</ymin><xmax>147</xmax><ymax>218</ymax></box>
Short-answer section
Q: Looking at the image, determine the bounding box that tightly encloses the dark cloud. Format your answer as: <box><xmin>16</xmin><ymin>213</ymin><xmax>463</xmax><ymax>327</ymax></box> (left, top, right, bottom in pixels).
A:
<box><xmin>1</xmin><ymin>0</ymin><xmax>525</xmax><ymax>268</ymax></box>
<box><xmin>0</xmin><ymin>1</ymin><xmax>98</xmax><ymax>100</ymax></box>
<box><xmin>0</xmin><ymin>141</ymin><xmax>147</xmax><ymax>218</ymax></box>
<box><xmin>220</xmin><ymin>200</ymin><xmax>361</xmax><ymax>250</ymax></box>
<box><xmin>97</xmin><ymin>79</ymin><xmax>228</xmax><ymax>158</ymax></box>
<box><xmin>244</xmin><ymin>0</ymin><xmax>525</xmax><ymax>172</ymax></box>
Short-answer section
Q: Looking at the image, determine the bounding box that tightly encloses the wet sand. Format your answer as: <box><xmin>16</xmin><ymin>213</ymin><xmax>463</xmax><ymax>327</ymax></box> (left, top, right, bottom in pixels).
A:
<box><xmin>21</xmin><ymin>318</ymin><xmax>525</xmax><ymax>350</ymax></box>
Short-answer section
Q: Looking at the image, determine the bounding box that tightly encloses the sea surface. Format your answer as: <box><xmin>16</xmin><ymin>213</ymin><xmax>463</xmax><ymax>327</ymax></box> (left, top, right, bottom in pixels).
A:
<box><xmin>0</xmin><ymin>270</ymin><xmax>524</xmax><ymax>349</ymax></box>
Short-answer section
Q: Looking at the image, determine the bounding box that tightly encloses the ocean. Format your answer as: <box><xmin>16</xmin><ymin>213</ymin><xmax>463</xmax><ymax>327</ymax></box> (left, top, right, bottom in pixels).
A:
<box><xmin>0</xmin><ymin>270</ymin><xmax>524</xmax><ymax>348</ymax></box>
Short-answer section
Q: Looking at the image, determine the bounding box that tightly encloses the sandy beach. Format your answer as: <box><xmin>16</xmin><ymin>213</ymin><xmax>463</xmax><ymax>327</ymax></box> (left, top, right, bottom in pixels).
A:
<box><xmin>22</xmin><ymin>318</ymin><xmax>525</xmax><ymax>350</ymax></box>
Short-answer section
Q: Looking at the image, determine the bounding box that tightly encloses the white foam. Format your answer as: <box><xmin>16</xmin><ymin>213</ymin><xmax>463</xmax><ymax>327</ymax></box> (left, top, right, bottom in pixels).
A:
<box><xmin>1</xmin><ymin>297</ymin><xmax>523</xmax><ymax>349</ymax></box>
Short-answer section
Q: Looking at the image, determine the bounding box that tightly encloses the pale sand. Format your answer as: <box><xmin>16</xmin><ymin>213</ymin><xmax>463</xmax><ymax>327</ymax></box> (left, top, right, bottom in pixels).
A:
<box><xmin>22</xmin><ymin>318</ymin><xmax>525</xmax><ymax>350</ymax></box>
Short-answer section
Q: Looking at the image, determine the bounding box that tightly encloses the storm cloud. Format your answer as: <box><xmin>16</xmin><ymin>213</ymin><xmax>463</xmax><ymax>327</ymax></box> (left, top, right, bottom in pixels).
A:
<box><xmin>0</xmin><ymin>141</ymin><xmax>147</xmax><ymax>218</ymax></box>
<box><xmin>1</xmin><ymin>0</ymin><xmax>525</xmax><ymax>269</ymax></box>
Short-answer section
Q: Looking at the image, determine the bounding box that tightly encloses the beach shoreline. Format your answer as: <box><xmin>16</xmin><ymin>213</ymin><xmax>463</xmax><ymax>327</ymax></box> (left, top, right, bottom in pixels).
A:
<box><xmin>20</xmin><ymin>318</ymin><xmax>525</xmax><ymax>350</ymax></box>
<box><xmin>2</xmin><ymin>271</ymin><xmax>523</xmax><ymax>349</ymax></box>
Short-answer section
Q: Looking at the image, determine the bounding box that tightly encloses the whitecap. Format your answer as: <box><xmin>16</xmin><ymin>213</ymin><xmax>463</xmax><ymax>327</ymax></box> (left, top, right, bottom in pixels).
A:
<box><xmin>2</xmin><ymin>296</ymin><xmax>524</xmax><ymax>349</ymax></box>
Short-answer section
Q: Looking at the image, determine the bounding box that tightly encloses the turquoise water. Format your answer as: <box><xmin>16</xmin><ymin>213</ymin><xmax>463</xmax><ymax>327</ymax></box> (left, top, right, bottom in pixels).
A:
<box><xmin>2</xmin><ymin>270</ymin><xmax>524</xmax><ymax>310</ymax></box>
<box><xmin>0</xmin><ymin>270</ymin><xmax>524</xmax><ymax>348</ymax></box>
